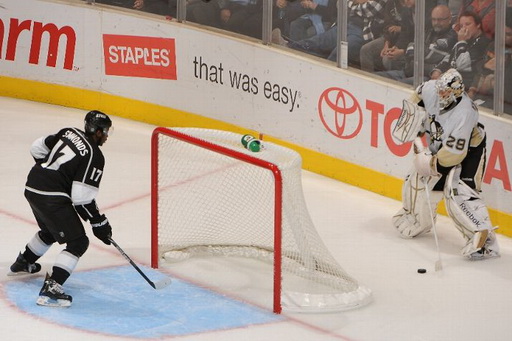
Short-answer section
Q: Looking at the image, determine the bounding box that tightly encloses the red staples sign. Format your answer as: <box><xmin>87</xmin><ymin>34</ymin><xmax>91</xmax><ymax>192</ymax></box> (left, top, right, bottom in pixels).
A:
<box><xmin>102</xmin><ymin>34</ymin><xmax>177</xmax><ymax>80</ymax></box>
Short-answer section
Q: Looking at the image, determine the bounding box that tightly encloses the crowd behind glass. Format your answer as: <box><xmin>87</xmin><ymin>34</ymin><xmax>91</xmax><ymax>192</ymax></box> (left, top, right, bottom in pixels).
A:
<box><xmin>83</xmin><ymin>0</ymin><xmax>512</xmax><ymax>118</ymax></box>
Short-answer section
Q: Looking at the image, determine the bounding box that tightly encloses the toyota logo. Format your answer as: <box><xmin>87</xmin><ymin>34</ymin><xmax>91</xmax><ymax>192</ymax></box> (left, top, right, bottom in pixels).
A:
<box><xmin>318</xmin><ymin>87</ymin><xmax>363</xmax><ymax>139</ymax></box>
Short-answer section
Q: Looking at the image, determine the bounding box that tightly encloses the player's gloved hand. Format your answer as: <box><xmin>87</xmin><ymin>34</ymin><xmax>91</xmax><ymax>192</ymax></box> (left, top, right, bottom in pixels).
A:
<box><xmin>413</xmin><ymin>137</ymin><xmax>439</xmax><ymax>177</ymax></box>
<box><xmin>414</xmin><ymin>151</ymin><xmax>439</xmax><ymax>177</ymax></box>
<box><xmin>90</xmin><ymin>214</ymin><xmax>112</xmax><ymax>245</ymax></box>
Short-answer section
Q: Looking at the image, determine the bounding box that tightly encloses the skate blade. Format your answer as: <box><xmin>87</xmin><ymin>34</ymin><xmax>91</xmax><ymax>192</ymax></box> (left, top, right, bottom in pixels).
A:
<box><xmin>36</xmin><ymin>296</ymin><xmax>72</xmax><ymax>308</ymax></box>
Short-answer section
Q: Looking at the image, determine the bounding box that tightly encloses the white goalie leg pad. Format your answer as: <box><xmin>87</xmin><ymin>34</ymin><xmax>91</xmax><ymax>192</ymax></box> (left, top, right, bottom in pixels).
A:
<box><xmin>444</xmin><ymin>167</ymin><xmax>500</xmax><ymax>259</ymax></box>
<box><xmin>392</xmin><ymin>170</ymin><xmax>442</xmax><ymax>238</ymax></box>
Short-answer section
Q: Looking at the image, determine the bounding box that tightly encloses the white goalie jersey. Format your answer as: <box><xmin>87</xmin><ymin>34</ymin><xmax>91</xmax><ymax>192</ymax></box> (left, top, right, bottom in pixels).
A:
<box><xmin>416</xmin><ymin>79</ymin><xmax>481</xmax><ymax>167</ymax></box>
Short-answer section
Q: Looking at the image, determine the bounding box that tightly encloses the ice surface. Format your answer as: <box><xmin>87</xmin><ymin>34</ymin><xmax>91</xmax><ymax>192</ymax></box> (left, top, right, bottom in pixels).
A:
<box><xmin>1</xmin><ymin>97</ymin><xmax>512</xmax><ymax>341</ymax></box>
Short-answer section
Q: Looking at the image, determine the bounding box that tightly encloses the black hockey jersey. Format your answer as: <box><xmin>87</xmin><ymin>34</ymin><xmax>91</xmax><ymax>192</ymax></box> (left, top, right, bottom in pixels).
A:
<box><xmin>25</xmin><ymin>127</ymin><xmax>105</xmax><ymax>219</ymax></box>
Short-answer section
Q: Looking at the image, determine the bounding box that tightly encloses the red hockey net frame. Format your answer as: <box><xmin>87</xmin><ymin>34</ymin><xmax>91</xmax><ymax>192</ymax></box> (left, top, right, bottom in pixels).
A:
<box><xmin>150</xmin><ymin>127</ymin><xmax>284</xmax><ymax>313</ymax></box>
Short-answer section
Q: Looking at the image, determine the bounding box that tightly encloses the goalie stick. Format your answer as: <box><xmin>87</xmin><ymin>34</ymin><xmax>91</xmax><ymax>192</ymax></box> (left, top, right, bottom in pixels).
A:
<box><xmin>109</xmin><ymin>238</ymin><xmax>172</xmax><ymax>290</ymax></box>
<box><xmin>414</xmin><ymin>138</ymin><xmax>443</xmax><ymax>272</ymax></box>
<box><xmin>423</xmin><ymin>177</ymin><xmax>443</xmax><ymax>272</ymax></box>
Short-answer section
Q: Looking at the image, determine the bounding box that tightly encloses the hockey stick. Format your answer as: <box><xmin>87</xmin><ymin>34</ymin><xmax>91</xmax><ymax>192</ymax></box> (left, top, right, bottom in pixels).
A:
<box><xmin>422</xmin><ymin>178</ymin><xmax>443</xmax><ymax>272</ymax></box>
<box><xmin>109</xmin><ymin>238</ymin><xmax>172</xmax><ymax>290</ymax></box>
<box><xmin>413</xmin><ymin>138</ymin><xmax>442</xmax><ymax>271</ymax></box>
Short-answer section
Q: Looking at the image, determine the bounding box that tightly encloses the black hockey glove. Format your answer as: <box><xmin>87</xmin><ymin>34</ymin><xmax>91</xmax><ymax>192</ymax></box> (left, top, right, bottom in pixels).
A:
<box><xmin>90</xmin><ymin>214</ymin><xmax>112</xmax><ymax>245</ymax></box>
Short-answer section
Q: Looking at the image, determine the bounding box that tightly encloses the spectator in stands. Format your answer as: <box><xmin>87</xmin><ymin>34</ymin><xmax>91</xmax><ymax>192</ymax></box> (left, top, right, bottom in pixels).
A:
<box><xmin>286</xmin><ymin>0</ymin><xmax>337</xmax><ymax>41</ymax></box>
<box><xmin>361</xmin><ymin>1</ymin><xmax>444</xmax><ymax>74</ymax></box>
<box><xmin>272</xmin><ymin>22</ymin><xmax>338</xmax><ymax>60</ymax></box>
<box><xmin>469</xmin><ymin>8</ymin><xmax>512</xmax><ymax>112</ymax></box>
<box><xmin>378</xmin><ymin>0</ymin><xmax>418</xmax><ymax>72</ymax></box>
<box><xmin>468</xmin><ymin>41</ymin><xmax>496</xmax><ymax>107</ymax></box>
<box><xmin>345</xmin><ymin>0</ymin><xmax>390</xmax><ymax>67</ymax></box>
<box><xmin>272</xmin><ymin>0</ymin><xmax>389</xmax><ymax>65</ymax></box>
<box><xmin>430</xmin><ymin>11</ymin><xmax>489</xmax><ymax>91</ymax></box>
<box><xmin>376</xmin><ymin>4</ymin><xmax>456</xmax><ymax>84</ymax></box>
<box><xmin>437</xmin><ymin>0</ymin><xmax>464</xmax><ymax>23</ymax></box>
<box><xmin>218</xmin><ymin>0</ymin><xmax>301</xmax><ymax>39</ymax></box>
<box><xmin>458</xmin><ymin>0</ymin><xmax>495</xmax><ymax>39</ymax></box>
<box><xmin>218</xmin><ymin>0</ymin><xmax>260</xmax><ymax>36</ymax></box>
<box><xmin>273</xmin><ymin>0</ymin><xmax>292</xmax><ymax>34</ymax></box>
<box><xmin>187</xmin><ymin>0</ymin><xmax>285</xmax><ymax>33</ymax></box>
<box><xmin>360</xmin><ymin>0</ymin><xmax>406</xmax><ymax>72</ymax></box>
<box><xmin>187</xmin><ymin>0</ymin><xmax>225</xmax><ymax>28</ymax></box>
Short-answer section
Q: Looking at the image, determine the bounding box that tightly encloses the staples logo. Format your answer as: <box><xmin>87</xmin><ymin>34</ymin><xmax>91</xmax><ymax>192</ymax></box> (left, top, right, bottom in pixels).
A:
<box><xmin>0</xmin><ymin>18</ymin><xmax>76</xmax><ymax>70</ymax></box>
<box><xmin>103</xmin><ymin>34</ymin><xmax>177</xmax><ymax>80</ymax></box>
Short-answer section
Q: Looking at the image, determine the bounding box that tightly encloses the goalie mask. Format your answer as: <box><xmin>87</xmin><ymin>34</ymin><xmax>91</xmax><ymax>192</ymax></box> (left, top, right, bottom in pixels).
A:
<box><xmin>436</xmin><ymin>68</ymin><xmax>464</xmax><ymax>110</ymax></box>
<box><xmin>84</xmin><ymin>110</ymin><xmax>112</xmax><ymax>136</ymax></box>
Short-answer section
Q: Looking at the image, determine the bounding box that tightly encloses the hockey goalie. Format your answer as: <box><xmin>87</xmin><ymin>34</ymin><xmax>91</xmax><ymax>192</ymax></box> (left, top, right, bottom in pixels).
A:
<box><xmin>391</xmin><ymin>68</ymin><xmax>499</xmax><ymax>260</ymax></box>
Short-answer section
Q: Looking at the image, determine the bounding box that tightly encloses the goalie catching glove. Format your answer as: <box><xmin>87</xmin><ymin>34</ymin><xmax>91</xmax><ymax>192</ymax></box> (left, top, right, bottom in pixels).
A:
<box><xmin>90</xmin><ymin>214</ymin><xmax>112</xmax><ymax>245</ymax></box>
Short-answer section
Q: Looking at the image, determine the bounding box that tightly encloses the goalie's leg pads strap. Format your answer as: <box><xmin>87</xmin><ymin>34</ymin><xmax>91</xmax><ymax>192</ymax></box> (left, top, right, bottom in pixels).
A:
<box><xmin>392</xmin><ymin>170</ymin><xmax>442</xmax><ymax>238</ymax></box>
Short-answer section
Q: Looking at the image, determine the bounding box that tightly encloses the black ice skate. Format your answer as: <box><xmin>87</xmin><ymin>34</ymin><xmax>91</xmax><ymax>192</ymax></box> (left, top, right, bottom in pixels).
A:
<box><xmin>8</xmin><ymin>252</ymin><xmax>41</xmax><ymax>276</ymax></box>
<box><xmin>36</xmin><ymin>274</ymin><xmax>72</xmax><ymax>308</ymax></box>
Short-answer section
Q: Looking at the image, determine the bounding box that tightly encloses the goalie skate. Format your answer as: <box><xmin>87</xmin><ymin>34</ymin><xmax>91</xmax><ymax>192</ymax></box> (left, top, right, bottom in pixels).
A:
<box><xmin>36</xmin><ymin>274</ymin><xmax>72</xmax><ymax>308</ymax></box>
<box><xmin>468</xmin><ymin>247</ymin><xmax>500</xmax><ymax>260</ymax></box>
<box><xmin>8</xmin><ymin>252</ymin><xmax>41</xmax><ymax>276</ymax></box>
<box><xmin>463</xmin><ymin>230</ymin><xmax>500</xmax><ymax>260</ymax></box>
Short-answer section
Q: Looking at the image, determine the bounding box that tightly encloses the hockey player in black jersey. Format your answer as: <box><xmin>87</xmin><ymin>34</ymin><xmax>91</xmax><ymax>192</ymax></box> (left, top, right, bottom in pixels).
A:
<box><xmin>9</xmin><ymin>110</ymin><xmax>114</xmax><ymax>307</ymax></box>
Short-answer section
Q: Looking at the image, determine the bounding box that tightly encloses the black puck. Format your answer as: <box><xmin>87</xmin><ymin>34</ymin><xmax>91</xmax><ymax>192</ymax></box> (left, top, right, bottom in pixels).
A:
<box><xmin>417</xmin><ymin>268</ymin><xmax>427</xmax><ymax>274</ymax></box>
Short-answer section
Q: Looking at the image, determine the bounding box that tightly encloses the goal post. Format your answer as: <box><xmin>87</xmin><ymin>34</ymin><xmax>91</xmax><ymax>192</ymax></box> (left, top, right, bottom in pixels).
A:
<box><xmin>151</xmin><ymin>126</ymin><xmax>284</xmax><ymax>313</ymax></box>
<box><xmin>151</xmin><ymin>127</ymin><xmax>372</xmax><ymax>313</ymax></box>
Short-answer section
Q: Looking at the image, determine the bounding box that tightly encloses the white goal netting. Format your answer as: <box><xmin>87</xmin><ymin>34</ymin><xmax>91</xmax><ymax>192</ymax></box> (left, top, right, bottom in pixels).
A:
<box><xmin>152</xmin><ymin>128</ymin><xmax>372</xmax><ymax>312</ymax></box>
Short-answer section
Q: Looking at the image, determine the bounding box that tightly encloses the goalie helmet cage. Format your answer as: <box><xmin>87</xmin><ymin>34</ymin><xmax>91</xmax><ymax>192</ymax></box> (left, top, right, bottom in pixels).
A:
<box><xmin>151</xmin><ymin>127</ymin><xmax>372</xmax><ymax>313</ymax></box>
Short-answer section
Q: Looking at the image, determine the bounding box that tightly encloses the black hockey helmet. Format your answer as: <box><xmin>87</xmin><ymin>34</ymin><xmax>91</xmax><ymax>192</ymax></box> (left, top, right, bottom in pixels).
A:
<box><xmin>84</xmin><ymin>110</ymin><xmax>112</xmax><ymax>135</ymax></box>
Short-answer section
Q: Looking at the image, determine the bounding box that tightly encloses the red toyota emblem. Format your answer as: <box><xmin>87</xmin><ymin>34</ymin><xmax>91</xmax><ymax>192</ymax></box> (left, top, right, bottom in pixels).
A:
<box><xmin>318</xmin><ymin>87</ymin><xmax>363</xmax><ymax>139</ymax></box>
